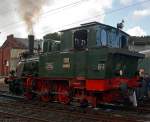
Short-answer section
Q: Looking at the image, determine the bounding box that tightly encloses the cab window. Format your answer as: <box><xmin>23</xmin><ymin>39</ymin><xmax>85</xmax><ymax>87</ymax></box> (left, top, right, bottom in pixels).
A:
<box><xmin>96</xmin><ymin>29</ymin><xmax>101</xmax><ymax>46</ymax></box>
<box><xmin>101</xmin><ymin>29</ymin><xmax>107</xmax><ymax>46</ymax></box>
<box><xmin>120</xmin><ymin>35</ymin><xmax>127</xmax><ymax>48</ymax></box>
<box><xmin>74</xmin><ymin>30</ymin><xmax>87</xmax><ymax>49</ymax></box>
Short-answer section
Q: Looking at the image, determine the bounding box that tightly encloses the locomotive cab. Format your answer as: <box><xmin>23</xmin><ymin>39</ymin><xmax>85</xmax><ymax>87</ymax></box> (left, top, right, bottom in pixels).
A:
<box><xmin>60</xmin><ymin>22</ymin><xmax>129</xmax><ymax>51</ymax></box>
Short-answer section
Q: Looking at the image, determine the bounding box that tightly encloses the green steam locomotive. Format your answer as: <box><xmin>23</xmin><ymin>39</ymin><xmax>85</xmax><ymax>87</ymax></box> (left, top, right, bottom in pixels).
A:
<box><xmin>5</xmin><ymin>22</ymin><xmax>143</xmax><ymax>107</ymax></box>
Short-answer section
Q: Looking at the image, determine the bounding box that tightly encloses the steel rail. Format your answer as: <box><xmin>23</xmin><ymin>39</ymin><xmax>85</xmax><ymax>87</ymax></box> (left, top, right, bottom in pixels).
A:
<box><xmin>0</xmin><ymin>99</ymin><xmax>148</xmax><ymax>122</ymax></box>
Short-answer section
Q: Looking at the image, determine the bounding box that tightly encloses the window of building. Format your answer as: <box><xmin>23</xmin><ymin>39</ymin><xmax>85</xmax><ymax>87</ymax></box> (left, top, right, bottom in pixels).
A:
<box><xmin>4</xmin><ymin>60</ymin><xmax>9</xmax><ymax>66</ymax></box>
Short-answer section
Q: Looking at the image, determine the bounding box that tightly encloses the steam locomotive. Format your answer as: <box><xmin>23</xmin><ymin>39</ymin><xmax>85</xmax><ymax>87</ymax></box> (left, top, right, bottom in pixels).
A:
<box><xmin>5</xmin><ymin>22</ymin><xmax>144</xmax><ymax>107</ymax></box>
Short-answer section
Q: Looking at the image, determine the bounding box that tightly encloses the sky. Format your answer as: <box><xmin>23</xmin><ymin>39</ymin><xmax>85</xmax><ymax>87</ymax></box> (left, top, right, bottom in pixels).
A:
<box><xmin>0</xmin><ymin>0</ymin><xmax>150</xmax><ymax>46</ymax></box>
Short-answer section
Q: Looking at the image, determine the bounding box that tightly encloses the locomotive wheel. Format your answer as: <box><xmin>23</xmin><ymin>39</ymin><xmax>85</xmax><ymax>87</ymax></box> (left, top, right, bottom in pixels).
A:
<box><xmin>40</xmin><ymin>81</ymin><xmax>51</xmax><ymax>102</ymax></box>
<box><xmin>57</xmin><ymin>84</ymin><xmax>70</xmax><ymax>104</ymax></box>
<box><xmin>24</xmin><ymin>91</ymin><xmax>33</xmax><ymax>100</ymax></box>
<box><xmin>24</xmin><ymin>78</ymin><xmax>33</xmax><ymax>100</ymax></box>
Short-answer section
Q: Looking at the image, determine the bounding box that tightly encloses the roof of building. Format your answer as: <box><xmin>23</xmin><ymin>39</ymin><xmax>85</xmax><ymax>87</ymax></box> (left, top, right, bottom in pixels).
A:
<box><xmin>15</xmin><ymin>38</ymin><xmax>28</xmax><ymax>49</ymax></box>
<box><xmin>129</xmin><ymin>36</ymin><xmax>150</xmax><ymax>45</ymax></box>
<box><xmin>1</xmin><ymin>34</ymin><xmax>42</xmax><ymax>50</ymax></box>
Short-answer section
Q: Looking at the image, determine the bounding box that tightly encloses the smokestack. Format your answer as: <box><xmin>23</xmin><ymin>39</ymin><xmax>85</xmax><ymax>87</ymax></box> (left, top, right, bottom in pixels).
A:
<box><xmin>28</xmin><ymin>35</ymin><xmax>34</xmax><ymax>54</ymax></box>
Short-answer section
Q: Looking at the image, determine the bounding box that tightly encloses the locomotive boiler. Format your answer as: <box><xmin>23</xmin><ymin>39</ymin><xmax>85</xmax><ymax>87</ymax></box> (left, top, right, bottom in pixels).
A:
<box><xmin>5</xmin><ymin>22</ymin><xmax>144</xmax><ymax>107</ymax></box>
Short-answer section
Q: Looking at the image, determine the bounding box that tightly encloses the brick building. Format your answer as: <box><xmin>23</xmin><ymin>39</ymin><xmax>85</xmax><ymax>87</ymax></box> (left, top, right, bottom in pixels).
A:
<box><xmin>0</xmin><ymin>35</ymin><xmax>27</xmax><ymax>76</ymax></box>
<box><xmin>0</xmin><ymin>34</ymin><xmax>43</xmax><ymax>76</ymax></box>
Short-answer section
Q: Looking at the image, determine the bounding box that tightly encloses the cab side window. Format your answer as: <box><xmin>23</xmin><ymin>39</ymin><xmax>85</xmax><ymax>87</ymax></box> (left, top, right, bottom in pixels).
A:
<box><xmin>74</xmin><ymin>30</ymin><xmax>87</xmax><ymax>49</ymax></box>
<box><xmin>121</xmin><ymin>35</ymin><xmax>127</xmax><ymax>48</ymax></box>
<box><xmin>96</xmin><ymin>29</ymin><xmax>101</xmax><ymax>46</ymax></box>
<box><xmin>101</xmin><ymin>29</ymin><xmax>107</xmax><ymax>46</ymax></box>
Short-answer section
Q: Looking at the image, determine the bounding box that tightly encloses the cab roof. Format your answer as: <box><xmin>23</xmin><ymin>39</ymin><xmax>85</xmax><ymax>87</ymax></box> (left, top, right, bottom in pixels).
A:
<box><xmin>60</xmin><ymin>21</ymin><xmax>129</xmax><ymax>36</ymax></box>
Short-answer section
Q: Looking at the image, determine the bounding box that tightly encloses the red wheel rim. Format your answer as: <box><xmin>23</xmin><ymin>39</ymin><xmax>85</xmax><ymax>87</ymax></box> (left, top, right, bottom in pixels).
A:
<box><xmin>40</xmin><ymin>81</ymin><xmax>50</xmax><ymax>102</ymax></box>
<box><xmin>24</xmin><ymin>92</ymin><xmax>33</xmax><ymax>100</ymax></box>
<box><xmin>24</xmin><ymin>78</ymin><xmax>33</xmax><ymax>100</ymax></box>
<box><xmin>58</xmin><ymin>85</ymin><xmax>70</xmax><ymax>104</ymax></box>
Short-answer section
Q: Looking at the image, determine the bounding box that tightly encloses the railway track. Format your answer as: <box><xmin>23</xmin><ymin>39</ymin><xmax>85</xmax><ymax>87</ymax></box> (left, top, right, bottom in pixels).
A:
<box><xmin>0</xmin><ymin>111</ymin><xmax>49</xmax><ymax>122</ymax></box>
<box><xmin>0</xmin><ymin>91</ymin><xmax>149</xmax><ymax>122</ymax></box>
<box><xmin>0</xmin><ymin>100</ymin><xmax>148</xmax><ymax>121</ymax></box>
<box><xmin>0</xmin><ymin>101</ymin><xmax>145</xmax><ymax>122</ymax></box>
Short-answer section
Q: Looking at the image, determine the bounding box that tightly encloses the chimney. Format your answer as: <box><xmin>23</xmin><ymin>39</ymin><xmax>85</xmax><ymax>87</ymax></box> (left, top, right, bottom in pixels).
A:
<box><xmin>28</xmin><ymin>35</ymin><xmax>34</xmax><ymax>54</ymax></box>
<box><xmin>7</xmin><ymin>34</ymin><xmax>14</xmax><ymax>40</ymax></box>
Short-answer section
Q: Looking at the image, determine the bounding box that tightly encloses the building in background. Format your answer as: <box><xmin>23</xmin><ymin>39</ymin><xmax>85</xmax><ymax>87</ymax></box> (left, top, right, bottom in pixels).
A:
<box><xmin>0</xmin><ymin>34</ymin><xmax>42</xmax><ymax>76</ymax></box>
<box><xmin>129</xmin><ymin>36</ymin><xmax>150</xmax><ymax>57</ymax></box>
